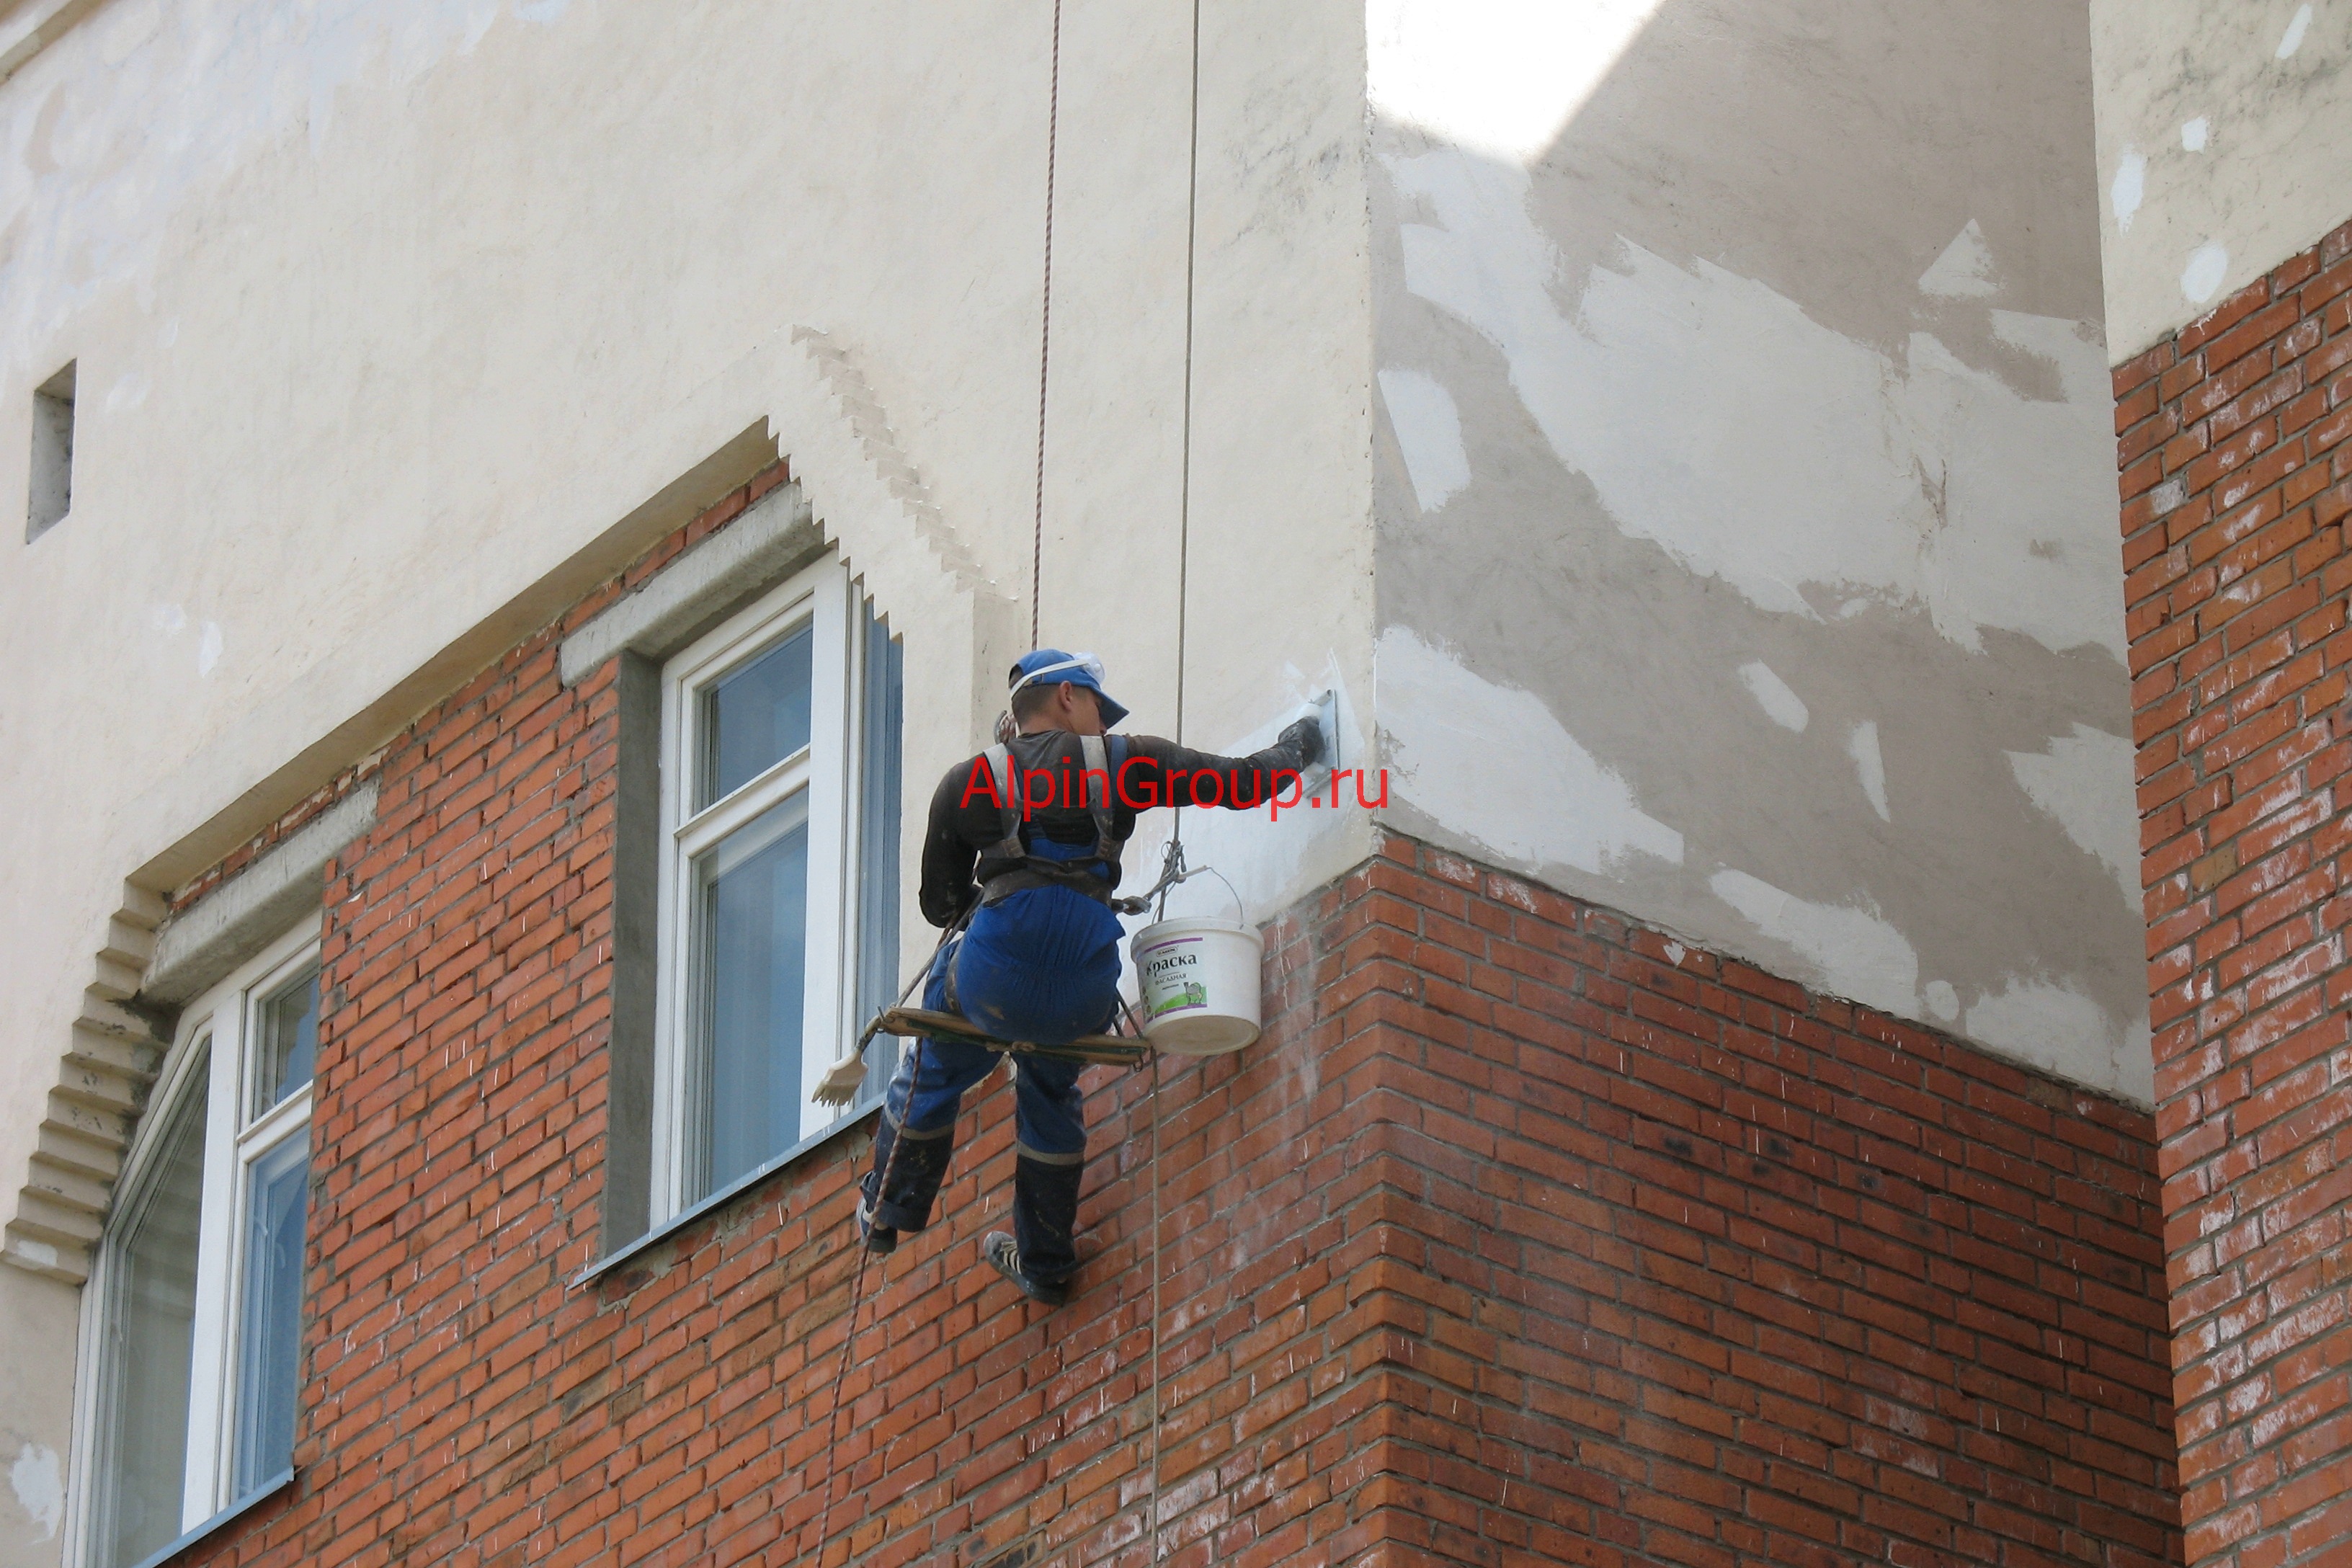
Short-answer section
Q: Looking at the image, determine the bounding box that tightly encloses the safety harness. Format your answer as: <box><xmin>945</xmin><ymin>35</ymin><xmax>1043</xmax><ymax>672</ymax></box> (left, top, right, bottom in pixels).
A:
<box><xmin>975</xmin><ymin>733</ymin><xmax>1129</xmax><ymax>906</ymax></box>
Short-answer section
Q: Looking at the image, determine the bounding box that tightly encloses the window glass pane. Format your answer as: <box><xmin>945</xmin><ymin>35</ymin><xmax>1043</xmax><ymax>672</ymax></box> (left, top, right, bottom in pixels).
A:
<box><xmin>695</xmin><ymin>793</ymin><xmax>810</xmax><ymax>1195</ymax></box>
<box><xmin>854</xmin><ymin>605</ymin><xmax>904</xmax><ymax>1105</ymax></box>
<box><xmin>700</xmin><ymin>625</ymin><xmax>814</xmax><ymax>808</ymax></box>
<box><xmin>97</xmin><ymin>1053</ymin><xmax>209</xmax><ymax>1568</ymax></box>
<box><xmin>233</xmin><ymin>1128</ymin><xmax>309</xmax><ymax>1497</ymax></box>
<box><xmin>250</xmin><ymin>965</ymin><xmax>318</xmax><ymax>1119</ymax></box>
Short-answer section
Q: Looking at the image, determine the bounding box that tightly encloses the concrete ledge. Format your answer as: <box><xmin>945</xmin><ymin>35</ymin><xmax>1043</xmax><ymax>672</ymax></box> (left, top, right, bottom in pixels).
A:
<box><xmin>143</xmin><ymin>783</ymin><xmax>379</xmax><ymax>1007</ymax></box>
<box><xmin>558</xmin><ymin>482</ymin><xmax>824</xmax><ymax>687</ymax></box>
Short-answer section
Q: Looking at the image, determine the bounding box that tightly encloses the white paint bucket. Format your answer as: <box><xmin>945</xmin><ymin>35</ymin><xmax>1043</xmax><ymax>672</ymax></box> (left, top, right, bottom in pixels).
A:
<box><xmin>1131</xmin><ymin>917</ymin><xmax>1263</xmax><ymax>1055</ymax></box>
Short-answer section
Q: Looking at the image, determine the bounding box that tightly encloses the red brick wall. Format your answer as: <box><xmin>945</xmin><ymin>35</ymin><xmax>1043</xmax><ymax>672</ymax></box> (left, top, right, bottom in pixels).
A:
<box><xmin>2115</xmin><ymin>218</ymin><xmax>2352</xmax><ymax>1568</ymax></box>
<box><xmin>1258</xmin><ymin>839</ymin><xmax>2177</xmax><ymax>1568</ymax></box>
<box><xmin>155</xmin><ymin>484</ymin><xmax>2175</xmax><ymax>1567</ymax></box>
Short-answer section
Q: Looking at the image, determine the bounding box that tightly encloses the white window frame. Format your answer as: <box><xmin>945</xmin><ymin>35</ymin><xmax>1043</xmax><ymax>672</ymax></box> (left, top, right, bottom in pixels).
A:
<box><xmin>68</xmin><ymin>918</ymin><xmax>320</xmax><ymax>1568</ymax></box>
<box><xmin>650</xmin><ymin>556</ymin><xmax>888</xmax><ymax>1222</ymax></box>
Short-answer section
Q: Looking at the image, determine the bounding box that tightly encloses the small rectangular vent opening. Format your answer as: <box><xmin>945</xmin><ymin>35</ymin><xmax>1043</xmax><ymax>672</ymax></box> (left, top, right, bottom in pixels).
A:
<box><xmin>27</xmin><ymin>360</ymin><xmax>75</xmax><ymax>542</ymax></box>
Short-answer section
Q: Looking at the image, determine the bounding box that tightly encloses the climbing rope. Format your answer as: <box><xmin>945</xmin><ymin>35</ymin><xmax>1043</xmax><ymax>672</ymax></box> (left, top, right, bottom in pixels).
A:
<box><xmin>1146</xmin><ymin>0</ymin><xmax>1204</xmax><ymax>1555</ymax></box>
<box><xmin>1146</xmin><ymin>1049</ymin><xmax>1164</xmax><ymax>1557</ymax></box>
<box><xmin>812</xmin><ymin>0</ymin><xmax>1200</xmax><ymax>1556</ymax></box>
<box><xmin>1030</xmin><ymin>0</ymin><xmax>1064</xmax><ymax>648</ymax></box>
<box><xmin>812</xmin><ymin>1035</ymin><xmax>926</xmax><ymax>1565</ymax></box>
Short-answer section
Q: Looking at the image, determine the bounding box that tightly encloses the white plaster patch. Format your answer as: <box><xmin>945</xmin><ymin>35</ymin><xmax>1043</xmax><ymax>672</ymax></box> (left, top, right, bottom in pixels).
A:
<box><xmin>2278</xmin><ymin>3</ymin><xmax>2314</xmax><ymax>58</ymax></box>
<box><xmin>9</xmin><ymin>1443</ymin><xmax>61</xmax><ymax>1540</ymax></box>
<box><xmin>1923</xmin><ymin>979</ymin><xmax>1959</xmax><ymax>1022</ymax></box>
<box><xmin>1964</xmin><ymin>976</ymin><xmax>2116</xmax><ymax>1084</ymax></box>
<box><xmin>5</xmin><ymin>1238</ymin><xmax>57</xmax><ymax>1271</ymax></box>
<box><xmin>461</xmin><ymin>4</ymin><xmax>501</xmax><ymax>50</ymax></box>
<box><xmin>1709</xmin><ymin>869</ymin><xmax>1919</xmax><ymax>1017</ymax></box>
<box><xmin>1366</xmin><ymin>0</ymin><xmax>1665</xmax><ymax>164</ymax></box>
<box><xmin>106</xmin><ymin>370</ymin><xmax>151</xmax><ymax>412</ymax></box>
<box><xmin>1378</xmin><ymin>625</ymin><xmax>1683</xmax><ymax>873</ymax></box>
<box><xmin>150</xmin><ymin>602</ymin><xmax>187</xmax><ymax>635</ymax></box>
<box><xmin>1848</xmin><ymin>721</ymin><xmax>1889</xmax><ymax>821</ymax></box>
<box><xmin>1378</xmin><ymin>368</ymin><xmax>1473</xmax><ymax>513</ymax></box>
<box><xmin>2183</xmin><ymin>241</ymin><xmax>2232</xmax><ymax>304</ymax></box>
<box><xmin>1110</xmin><ymin>656</ymin><xmax>1368</xmax><ymax>948</ymax></box>
<box><xmin>1389</xmin><ymin>150</ymin><xmax>2125</xmax><ymax>659</ymax></box>
<box><xmin>2121</xmin><ymin>1018</ymin><xmax>2155</xmax><ymax>1107</ymax></box>
<box><xmin>2111</xmin><ymin>147</ymin><xmax>2146</xmax><ymax>233</ymax></box>
<box><xmin>1918</xmin><ymin>219</ymin><xmax>1999</xmax><ymax>298</ymax></box>
<box><xmin>2180</xmin><ymin>117</ymin><xmax>2210</xmax><ymax>152</ymax></box>
<box><xmin>2006</xmin><ymin>723</ymin><xmax>2140</xmax><ymax>910</ymax></box>
<box><xmin>1662</xmin><ymin>940</ymin><xmax>1686</xmax><ymax>966</ymax></box>
<box><xmin>1737</xmin><ymin>662</ymin><xmax>1809</xmax><ymax>731</ymax></box>
<box><xmin>197</xmin><ymin>620</ymin><xmax>223</xmax><ymax>677</ymax></box>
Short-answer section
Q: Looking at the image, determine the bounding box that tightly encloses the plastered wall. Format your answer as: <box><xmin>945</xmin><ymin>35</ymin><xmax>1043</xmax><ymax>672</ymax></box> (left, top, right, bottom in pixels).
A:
<box><xmin>0</xmin><ymin>0</ymin><xmax>1373</xmax><ymax>1545</ymax></box>
<box><xmin>1367</xmin><ymin>0</ymin><xmax>2151</xmax><ymax>1102</ymax></box>
<box><xmin>0</xmin><ymin>1270</ymin><xmax>74</xmax><ymax>1567</ymax></box>
<box><xmin>2092</xmin><ymin>0</ymin><xmax>2352</xmax><ymax>362</ymax></box>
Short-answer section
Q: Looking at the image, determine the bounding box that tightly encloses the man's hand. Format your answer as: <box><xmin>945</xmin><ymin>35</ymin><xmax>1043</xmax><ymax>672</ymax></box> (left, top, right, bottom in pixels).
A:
<box><xmin>1278</xmin><ymin>715</ymin><xmax>1325</xmax><ymax>769</ymax></box>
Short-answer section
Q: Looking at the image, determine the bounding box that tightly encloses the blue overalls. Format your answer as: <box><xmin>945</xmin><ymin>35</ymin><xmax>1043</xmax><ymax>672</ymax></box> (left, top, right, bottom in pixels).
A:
<box><xmin>861</xmin><ymin>741</ymin><xmax>1129</xmax><ymax>1287</ymax></box>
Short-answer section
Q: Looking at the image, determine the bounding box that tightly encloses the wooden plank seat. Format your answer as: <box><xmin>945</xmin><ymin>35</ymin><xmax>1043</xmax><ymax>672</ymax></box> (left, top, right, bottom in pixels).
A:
<box><xmin>875</xmin><ymin>1007</ymin><xmax>1152</xmax><ymax>1066</ymax></box>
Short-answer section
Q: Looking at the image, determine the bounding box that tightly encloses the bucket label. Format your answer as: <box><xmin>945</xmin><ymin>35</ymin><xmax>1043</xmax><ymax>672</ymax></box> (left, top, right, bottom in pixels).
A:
<box><xmin>1149</xmin><ymin>981</ymin><xmax>1206</xmax><ymax>1017</ymax></box>
<box><xmin>1141</xmin><ymin>940</ymin><xmax>1208</xmax><ymax>1015</ymax></box>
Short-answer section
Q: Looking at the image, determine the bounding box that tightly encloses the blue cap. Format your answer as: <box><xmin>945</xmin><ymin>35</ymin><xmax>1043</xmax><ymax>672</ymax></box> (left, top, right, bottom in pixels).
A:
<box><xmin>1009</xmin><ymin>649</ymin><xmax>1129</xmax><ymax>729</ymax></box>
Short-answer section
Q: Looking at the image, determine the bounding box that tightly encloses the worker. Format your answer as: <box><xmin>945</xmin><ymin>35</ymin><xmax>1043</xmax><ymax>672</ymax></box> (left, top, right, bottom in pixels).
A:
<box><xmin>857</xmin><ymin>649</ymin><xmax>1324</xmax><ymax>1306</ymax></box>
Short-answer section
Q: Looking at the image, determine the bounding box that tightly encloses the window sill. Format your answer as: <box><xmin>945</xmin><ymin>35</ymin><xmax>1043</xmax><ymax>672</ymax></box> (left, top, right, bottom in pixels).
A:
<box><xmin>129</xmin><ymin>1469</ymin><xmax>294</xmax><ymax>1568</ymax></box>
<box><xmin>571</xmin><ymin>1101</ymin><xmax>880</xmax><ymax>1289</ymax></box>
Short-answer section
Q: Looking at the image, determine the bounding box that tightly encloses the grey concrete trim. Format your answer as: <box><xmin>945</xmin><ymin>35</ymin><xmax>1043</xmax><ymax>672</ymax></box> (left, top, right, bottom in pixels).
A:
<box><xmin>598</xmin><ymin>653</ymin><xmax>661</xmax><ymax>1254</ymax></box>
<box><xmin>558</xmin><ymin>481</ymin><xmax>824</xmax><ymax>687</ymax></box>
<box><xmin>142</xmin><ymin>782</ymin><xmax>379</xmax><ymax>1007</ymax></box>
<box><xmin>5</xmin><ymin>885</ymin><xmax>169</xmax><ymax>1285</ymax></box>
<box><xmin>123</xmin><ymin>1468</ymin><xmax>294</xmax><ymax>1568</ymax></box>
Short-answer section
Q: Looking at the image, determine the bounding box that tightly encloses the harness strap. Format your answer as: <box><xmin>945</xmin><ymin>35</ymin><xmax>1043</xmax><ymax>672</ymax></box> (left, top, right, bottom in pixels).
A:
<box><xmin>1079</xmin><ymin>734</ymin><xmax>1120</xmax><ymax>861</ymax></box>
<box><xmin>975</xmin><ymin>734</ymin><xmax>1129</xmax><ymax>904</ymax></box>
<box><xmin>982</xmin><ymin>744</ymin><xmax>1023</xmax><ymax>861</ymax></box>
<box><xmin>979</xmin><ymin>863</ymin><xmax>1119</xmax><ymax>906</ymax></box>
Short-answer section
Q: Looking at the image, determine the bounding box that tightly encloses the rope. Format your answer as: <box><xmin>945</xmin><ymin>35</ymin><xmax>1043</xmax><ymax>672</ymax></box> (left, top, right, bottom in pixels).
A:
<box><xmin>816</xmin><ymin>0</ymin><xmax>1193</xmax><ymax>1555</ymax></box>
<box><xmin>1145</xmin><ymin>2</ymin><xmax>1203</xmax><ymax>1556</ymax></box>
<box><xmin>1172</xmin><ymin>0</ymin><xmax>1201</xmax><ymax>753</ymax></box>
<box><xmin>811</xmin><ymin>1037</ymin><xmax>926</xmax><ymax>1566</ymax></box>
<box><xmin>1031</xmin><ymin>0</ymin><xmax>1065</xmax><ymax>649</ymax></box>
<box><xmin>1146</xmin><ymin>1049</ymin><xmax>1165</xmax><ymax>1559</ymax></box>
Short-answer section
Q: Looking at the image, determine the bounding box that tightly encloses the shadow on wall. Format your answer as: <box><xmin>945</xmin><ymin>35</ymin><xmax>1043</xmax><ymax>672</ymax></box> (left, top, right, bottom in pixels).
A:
<box><xmin>1367</xmin><ymin>0</ymin><xmax>2152</xmax><ymax>1100</ymax></box>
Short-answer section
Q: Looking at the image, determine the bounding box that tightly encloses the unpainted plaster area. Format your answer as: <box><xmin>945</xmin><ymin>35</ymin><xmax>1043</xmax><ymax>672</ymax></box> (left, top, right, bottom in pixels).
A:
<box><xmin>1369</xmin><ymin>0</ymin><xmax>2151</xmax><ymax>1102</ymax></box>
<box><xmin>2092</xmin><ymin>0</ymin><xmax>2352</xmax><ymax>360</ymax></box>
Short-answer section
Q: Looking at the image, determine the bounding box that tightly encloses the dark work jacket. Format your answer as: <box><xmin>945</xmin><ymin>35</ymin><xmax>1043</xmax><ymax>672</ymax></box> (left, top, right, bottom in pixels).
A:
<box><xmin>917</xmin><ymin>728</ymin><xmax>1318</xmax><ymax>927</ymax></box>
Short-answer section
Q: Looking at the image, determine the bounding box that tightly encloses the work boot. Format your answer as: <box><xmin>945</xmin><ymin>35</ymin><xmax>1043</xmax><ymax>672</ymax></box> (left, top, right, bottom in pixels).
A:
<box><xmin>857</xmin><ymin>1190</ymin><xmax>898</xmax><ymax>1256</ymax></box>
<box><xmin>859</xmin><ymin>1111</ymin><xmax>956</xmax><ymax>1252</ymax></box>
<box><xmin>983</xmin><ymin>1231</ymin><xmax>1071</xmax><ymax>1308</ymax></box>
<box><xmin>993</xmin><ymin>1147</ymin><xmax>1084</xmax><ymax>1303</ymax></box>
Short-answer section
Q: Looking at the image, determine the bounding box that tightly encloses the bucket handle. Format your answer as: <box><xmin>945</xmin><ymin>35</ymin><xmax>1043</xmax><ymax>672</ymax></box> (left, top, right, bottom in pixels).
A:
<box><xmin>1199</xmin><ymin>865</ymin><xmax>1245</xmax><ymax>928</ymax></box>
<box><xmin>1115</xmin><ymin>854</ymin><xmax>1247</xmax><ymax>929</ymax></box>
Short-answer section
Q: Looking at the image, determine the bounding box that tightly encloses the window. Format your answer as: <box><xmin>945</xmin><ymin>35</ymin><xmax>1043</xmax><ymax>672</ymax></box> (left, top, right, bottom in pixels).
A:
<box><xmin>651</xmin><ymin>558</ymin><xmax>904</xmax><ymax>1220</ymax></box>
<box><xmin>74</xmin><ymin>924</ymin><xmax>317</xmax><ymax>1568</ymax></box>
<box><xmin>27</xmin><ymin>360</ymin><xmax>74</xmax><ymax>542</ymax></box>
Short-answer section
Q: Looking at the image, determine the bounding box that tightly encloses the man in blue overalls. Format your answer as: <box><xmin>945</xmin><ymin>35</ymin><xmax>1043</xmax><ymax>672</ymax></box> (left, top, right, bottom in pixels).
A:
<box><xmin>858</xmin><ymin>650</ymin><xmax>1324</xmax><ymax>1305</ymax></box>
